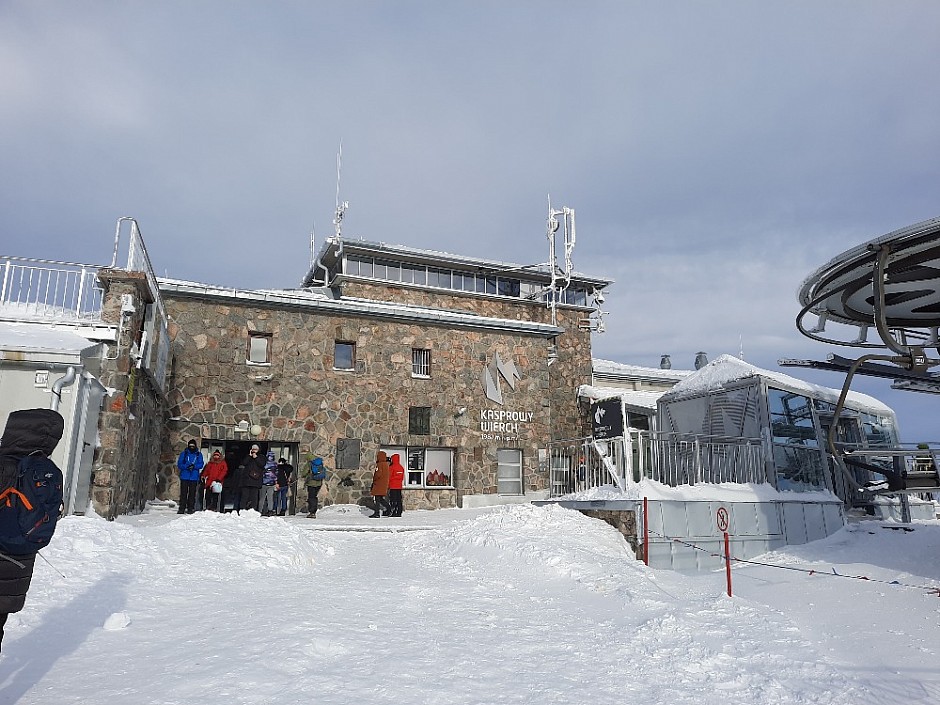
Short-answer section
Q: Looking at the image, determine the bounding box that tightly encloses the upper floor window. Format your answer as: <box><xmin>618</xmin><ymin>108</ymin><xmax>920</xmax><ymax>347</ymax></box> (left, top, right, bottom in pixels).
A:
<box><xmin>247</xmin><ymin>332</ymin><xmax>272</xmax><ymax>365</ymax></box>
<box><xmin>343</xmin><ymin>254</ymin><xmax>592</xmax><ymax>306</ymax></box>
<box><xmin>409</xmin><ymin>407</ymin><xmax>431</xmax><ymax>435</ymax></box>
<box><xmin>334</xmin><ymin>341</ymin><xmax>356</xmax><ymax>371</ymax></box>
<box><xmin>412</xmin><ymin>348</ymin><xmax>431</xmax><ymax>378</ymax></box>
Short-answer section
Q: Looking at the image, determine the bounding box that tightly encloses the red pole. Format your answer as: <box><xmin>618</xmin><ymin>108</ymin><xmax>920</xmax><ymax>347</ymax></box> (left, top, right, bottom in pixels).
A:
<box><xmin>724</xmin><ymin>531</ymin><xmax>732</xmax><ymax>597</ymax></box>
<box><xmin>643</xmin><ymin>497</ymin><xmax>649</xmax><ymax>566</ymax></box>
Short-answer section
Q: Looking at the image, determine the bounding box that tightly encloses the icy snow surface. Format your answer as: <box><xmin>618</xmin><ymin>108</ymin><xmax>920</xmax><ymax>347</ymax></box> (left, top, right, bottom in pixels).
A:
<box><xmin>1</xmin><ymin>503</ymin><xmax>937</xmax><ymax>704</ymax></box>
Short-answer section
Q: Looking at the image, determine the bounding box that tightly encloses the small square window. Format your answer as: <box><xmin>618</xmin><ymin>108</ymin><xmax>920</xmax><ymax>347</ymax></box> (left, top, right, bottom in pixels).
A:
<box><xmin>409</xmin><ymin>407</ymin><xmax>431</xmax><ymax>435</ymax></box>
<box><xmin>412</xmin><ymin>348</ymin><xmax>431</xmax><ymax>377</ymax></box>
<box><xmin>247</xmin><ymin>332</ymin><xmax>272</xmax><ymax>364</ymax></box>
<box><xmin>334</xmin><ymin>341</ymin><xmax>356</xmax><ymax>370</ymax></box>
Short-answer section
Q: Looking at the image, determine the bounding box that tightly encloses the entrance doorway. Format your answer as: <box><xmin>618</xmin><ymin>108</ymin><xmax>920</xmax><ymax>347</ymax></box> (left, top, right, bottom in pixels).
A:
<box><xmin>199</xmin><ymin>439</ymin><xmax>299</xmax><ymax>514</ymax></box>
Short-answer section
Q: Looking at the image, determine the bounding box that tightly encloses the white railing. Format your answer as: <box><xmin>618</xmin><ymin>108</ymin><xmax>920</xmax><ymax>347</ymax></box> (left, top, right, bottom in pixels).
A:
<box><xmin>632</xmin><ymin>430</ymin><xmax>768</xmax><ymax>487</ymax></box>
<box><xmin>0</xmin><ymin>257</ymin><xmax>105</xmax><ymax>324</ymax></box>
<box><xmin>547</xmin><ymin>430</ymin><xmax>770</xmax><ymax>498</ymax></box>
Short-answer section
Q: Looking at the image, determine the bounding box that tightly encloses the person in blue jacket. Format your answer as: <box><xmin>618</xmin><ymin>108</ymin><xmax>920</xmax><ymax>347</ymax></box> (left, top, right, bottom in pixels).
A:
<box><xmin>176</xmin><ymin>439</ymin><xmax>204</xmax><ymax>514</ymax></box>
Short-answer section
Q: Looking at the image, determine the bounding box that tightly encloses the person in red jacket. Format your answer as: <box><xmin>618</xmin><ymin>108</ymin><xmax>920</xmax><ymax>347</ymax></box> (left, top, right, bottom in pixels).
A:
<box><xmin>201</xmin><ymin>451</ymin><xmax>228</xmax><ymax>511</ymax></box>
<box><xmin>387</xmin><ymin>453</ymin><xmax>405</xmax><ymax>517</ymax></box>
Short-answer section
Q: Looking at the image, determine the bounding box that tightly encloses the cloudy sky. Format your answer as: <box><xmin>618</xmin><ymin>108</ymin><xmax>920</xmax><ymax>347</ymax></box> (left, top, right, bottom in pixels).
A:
<box><xmin>3</xmin><ymin>1</ymin><xmax>940</xmax><ymax>441</ymax></box>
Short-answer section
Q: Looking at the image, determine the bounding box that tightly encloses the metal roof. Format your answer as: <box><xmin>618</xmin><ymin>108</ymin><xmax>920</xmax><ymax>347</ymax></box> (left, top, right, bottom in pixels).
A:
<box><xmin>158</xmin><ymin>278</ymin><xmax>563</xmax><ymax>338</ymax></box>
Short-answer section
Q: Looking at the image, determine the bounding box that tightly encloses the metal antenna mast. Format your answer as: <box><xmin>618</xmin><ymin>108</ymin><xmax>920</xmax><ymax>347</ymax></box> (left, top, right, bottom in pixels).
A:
<box><xmin>333</xmin><ymin>142</ymin><xmax>348</xmax><ymax>241</ymax></box>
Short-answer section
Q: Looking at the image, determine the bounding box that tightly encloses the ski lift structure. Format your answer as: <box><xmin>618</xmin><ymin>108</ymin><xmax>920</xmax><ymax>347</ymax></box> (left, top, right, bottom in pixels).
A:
<box><xmin>782</xmin><ymin>216</ymin><xmax>940</xmax><ymax>512</ymax></box>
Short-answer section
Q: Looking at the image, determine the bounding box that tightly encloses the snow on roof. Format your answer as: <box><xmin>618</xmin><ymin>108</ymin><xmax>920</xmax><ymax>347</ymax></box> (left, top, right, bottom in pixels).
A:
<box><xmin>578</xmin><ymin>384</ymin><xmax>664</xmax><ymax>411</ymax></box>
<box><xmin>662</xmin><ymin>353</ymin><xmax>894</xmax><ymax>415</ymax></box>
<box><xmin>0</xmin><ymin>321</ymin><xmax>99</xmax><ymax>355</ymax></box>
<box><xmin>592</xmin><ymin>358</ymin><xmax>692</xmax><ymax>381</ymax></box>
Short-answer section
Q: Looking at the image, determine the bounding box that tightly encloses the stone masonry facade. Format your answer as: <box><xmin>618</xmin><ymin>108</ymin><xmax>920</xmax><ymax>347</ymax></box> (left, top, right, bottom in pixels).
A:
<box><xmin>160</xmin><ymin>277</ymin><xmax>595</xmax><ymax>511</ymax></box>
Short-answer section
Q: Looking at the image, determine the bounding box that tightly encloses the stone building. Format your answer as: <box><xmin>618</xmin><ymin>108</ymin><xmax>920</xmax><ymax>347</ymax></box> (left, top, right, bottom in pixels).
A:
<box><xmin>159</xmin><ymin>236</ymin><xmax>611</xmax><ymax>511</ymax></box>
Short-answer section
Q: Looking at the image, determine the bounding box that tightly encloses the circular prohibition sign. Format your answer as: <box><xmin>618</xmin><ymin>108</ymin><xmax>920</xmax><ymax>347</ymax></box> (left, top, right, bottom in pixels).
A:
<box><xmin>716</xmin><ymin>506</ymin><xmax>730</xmax><ymax>532</ymax></box>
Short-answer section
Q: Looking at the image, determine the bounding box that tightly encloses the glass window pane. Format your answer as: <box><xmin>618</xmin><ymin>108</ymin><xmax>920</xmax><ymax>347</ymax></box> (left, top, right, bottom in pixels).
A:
<box><xmin>358</xmin><ymin>258</ymin><xmax>373</xmax><ymax>278</ymax></box>
<box><xmin>412</xmin><ymin>266</ymin><xmax>427</xmax><ymax>285</ymax></box>
<box><xmin>408</xmin><ymin>407</ymin><xmax>431</xmax><ymax>435</ymax></box>
<box><xmin>497</xmin><ymin>449</ymin><xmax>523</xmax><ymax>494</ymax></box>
<box><xmin>425</xmin><ymin>449</ymin><xmax>452</xmax><ymax>487</ymax></box>
<box><xmin>376</xmin><ymin>259</ymin><xmax>399</xmax><ymax>282</ymax></box>
<box><xmin>334</xmin><ymin>342</ymin><xmax>355</xmax><ymax>370</ymax></box>
<box><xmin>345</xmin><ymin>257</ymin><xmax>359</xmax><ymax>276</ymax></box>
<box><xmin>429</xmin><ymin>268</ymin><xmax>450</xmax><ymax>288</ymax></box>
<box><xmin>773</xmin><ymin>444</ymin><xmax>826</xmax><ymax>491</ymax></box>
<box><xmin>248</xmin><ymin>335</ymin><xmax>270</xmax><ymax>363</ymax></box>
<box><xmin>497</xmin><ymin>278</ymin><xmax>520</xmax><ymax>297</ymax></box>
<box><xmin>404</xmin><ymin>447</ymin><xmax>424</xmax><ymax>487</ymax></box>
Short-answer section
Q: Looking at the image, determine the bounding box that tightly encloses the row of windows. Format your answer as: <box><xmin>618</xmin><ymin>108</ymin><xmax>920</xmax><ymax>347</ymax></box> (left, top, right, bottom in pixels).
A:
<box><xmin>344</xmin><ymin>255</ymin><xmax>590</xmax><ymax>306</ymax></box>
<box><xmin>248</xmin><ymin>334</ymin><xmax>433</xmax><ymax>377</ymax></box>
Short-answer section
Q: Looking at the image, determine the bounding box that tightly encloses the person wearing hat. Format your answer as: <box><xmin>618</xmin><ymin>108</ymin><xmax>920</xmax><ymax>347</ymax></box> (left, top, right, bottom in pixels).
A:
<box><xmin>176</xmin><ymin>439</ymin><xmax>205</xmax><ymax>514</ymax></box>
<box><xmin>369</xmin><ymin>451</ymin><xmax>391</xmax><ymax>518</ymax></box>
<box><xmin>274</xmin><ymin>456</ymin><xmax>294</xmax><ymax>516</ymax></box>
<box><xmin>200</xmin><ymin>450</ymin><xmax>228</xmax><ymax>511</ymax></box>
<box><xmin>239</xmin><ymin>444</ymin><xmax>265</xmax><ymax>512</ymax></box>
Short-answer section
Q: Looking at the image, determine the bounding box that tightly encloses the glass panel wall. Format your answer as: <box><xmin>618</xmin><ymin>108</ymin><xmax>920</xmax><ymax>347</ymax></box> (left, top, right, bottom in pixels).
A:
<box><xmin>767</xmin><ymin>388</ymin><xmax>826</xmax><ymax>491</ymax></box>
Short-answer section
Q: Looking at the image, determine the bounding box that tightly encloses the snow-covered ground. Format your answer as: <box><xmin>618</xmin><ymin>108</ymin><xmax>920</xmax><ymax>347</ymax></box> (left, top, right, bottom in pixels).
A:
<box><xmin>1</xmin><ymin>503</ymin><xmax>938</xmax><ymax>704</ymax></box>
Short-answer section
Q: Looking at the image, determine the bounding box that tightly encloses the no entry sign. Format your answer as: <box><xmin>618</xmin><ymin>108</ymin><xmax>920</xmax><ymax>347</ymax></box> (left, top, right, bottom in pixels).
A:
<box><xmin>716</xmin><ymin>506</ymin><xmax>730</xmax><ymax>532</ymax></box>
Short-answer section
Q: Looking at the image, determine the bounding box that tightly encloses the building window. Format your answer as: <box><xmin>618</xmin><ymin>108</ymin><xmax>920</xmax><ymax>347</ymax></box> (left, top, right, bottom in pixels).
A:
<box><xmin>382</xmin><ymin>446</ymin><xmax>453</xmax><ymax>488</ymax></box>
<box><xmin>412</xmin><ymin>348</ymin><xmax>431</xmax><ymax>377</ymax></box>
<box><xmin>497</xmin><ymin>449</ymin><xmax>523</xmax><ymax>495</ymax></box>
<box><xmin>334</xmin><ymin>341</ymin><xmax>355</xmax><ymax>371</ymax></box>
<box><xmin>247</xmin><ymin>332</ymin><xmax>272</xmax><ymax>365</ymax></box>
<box><xmin>409</xmin><ymin>407</ymin><xmax>431</xmax><ymax>435</ymax></box>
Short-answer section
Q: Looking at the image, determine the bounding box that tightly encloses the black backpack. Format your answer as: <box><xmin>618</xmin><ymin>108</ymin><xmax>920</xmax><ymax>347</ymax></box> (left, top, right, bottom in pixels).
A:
<box><xmin>0</xmin><ymin>454</ymin><xmax>64</xmax><ymax>556</ymax></box>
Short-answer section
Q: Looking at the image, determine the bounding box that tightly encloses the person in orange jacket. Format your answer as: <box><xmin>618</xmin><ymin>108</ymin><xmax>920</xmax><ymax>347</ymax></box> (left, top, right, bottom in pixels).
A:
<box><xmin>369</xmin><ymin>451</ymin><xmax>391</xmax><ymax>518</ymax></box>
<box><xmin>201</xmin><ymin>450</ymin><xmax>228</xmax><ymax>511</ymax></box>
<box><xmin>387</xmin><ymin>453</ymin><xmax>405</xmax><ymax>517</ymax></box>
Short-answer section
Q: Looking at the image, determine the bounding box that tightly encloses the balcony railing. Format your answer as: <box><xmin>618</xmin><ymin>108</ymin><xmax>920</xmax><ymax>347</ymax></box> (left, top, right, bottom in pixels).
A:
<box><xmin>0</xmin><ymin>257</ymin><xmax>105</xmax><ymax>324</ymax></box>
<box><xmin>547</xmin><ymin>430</ymin><xmax>770</xmax><ymax>498</ymax></box>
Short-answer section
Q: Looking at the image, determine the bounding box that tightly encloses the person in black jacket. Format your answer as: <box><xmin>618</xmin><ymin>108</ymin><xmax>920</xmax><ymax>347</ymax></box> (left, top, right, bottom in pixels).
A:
<box><xmin>0</xmin><ymin>409</ymin><xmax>64</xmax><ymax>651</ymax></box>
<box><xmin>239</xmin><ymin>444</ymin><xmax>265</xmax><ymax>512</ymax></box>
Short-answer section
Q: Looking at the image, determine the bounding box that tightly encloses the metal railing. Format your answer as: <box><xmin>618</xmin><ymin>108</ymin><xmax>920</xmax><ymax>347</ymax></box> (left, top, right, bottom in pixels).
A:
<box><xmin>0</xmin><ymin>257</ymin><xmax>105</xmax><ymax>324</ymax></box>
<box><xmin>547</xmin><ymin>430</ymin><xmax>769</xmax><ymax>498</ymax></box>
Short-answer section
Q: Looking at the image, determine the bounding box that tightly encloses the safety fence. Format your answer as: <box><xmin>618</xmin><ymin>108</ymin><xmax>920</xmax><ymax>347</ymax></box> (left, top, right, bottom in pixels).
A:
<box><xmin>0</xmin><ymin>256</ymin><xmax>105</xmax><ymax>323</ymax></box>
<box><xmin>547</xmin><ymin>430</ymin><xmax>770</xmax><ymax>498</ymax></box>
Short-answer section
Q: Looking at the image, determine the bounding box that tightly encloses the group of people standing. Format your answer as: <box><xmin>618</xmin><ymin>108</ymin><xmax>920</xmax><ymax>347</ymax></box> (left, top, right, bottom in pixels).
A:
<box><xmin>370</xmin><ymin>450</ymin><xmax>405</xmax><ymax>517</ymax></box>
<box><xmin>175</xmin><ymin>441</ymin><xmax>400</xmax><ymax>518</ymax></box>
<box><xmin>175</xmin><ymin>441</ymin><xmax>325</xmax><ymax>516</ymax></box>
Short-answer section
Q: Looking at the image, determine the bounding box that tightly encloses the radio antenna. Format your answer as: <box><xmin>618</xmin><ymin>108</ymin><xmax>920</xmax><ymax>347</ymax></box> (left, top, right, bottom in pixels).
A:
<box><xmin>333</xmin><ymin>141</ymin><xmax>348</xmax><ymax>241</ymax></box>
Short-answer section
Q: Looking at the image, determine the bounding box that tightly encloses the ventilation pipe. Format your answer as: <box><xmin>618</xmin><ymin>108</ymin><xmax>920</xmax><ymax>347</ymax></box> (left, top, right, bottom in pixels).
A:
<box><xmin>694</xmin><ymin>352</ymin><xmax>708</xmax><ymax>370</ymax></box>
<box><xmin>660</xmin><ymin>354</ymin><xmax>672</xmax><ymax>370</ymax></box>
<box><xmin>50</xmin><ymin>366</ymin><xmax>77</xmax><ymax>411</ymax></box>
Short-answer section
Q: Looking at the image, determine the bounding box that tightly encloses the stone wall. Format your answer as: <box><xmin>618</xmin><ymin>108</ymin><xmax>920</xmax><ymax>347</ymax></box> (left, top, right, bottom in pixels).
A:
<box><xmin>93</xmin><ymin>270</ymin><xmax>169</xmax><ymax>518</ymax></box>
<box><xmin>162</xmin><ymin>292</ymin><xmax>560</xmax><ymax>510</ymax></box>
<box><xmin>344</xmin><ymin>279</ymin><xmax>594</xmax><ymax>442</ymax></box>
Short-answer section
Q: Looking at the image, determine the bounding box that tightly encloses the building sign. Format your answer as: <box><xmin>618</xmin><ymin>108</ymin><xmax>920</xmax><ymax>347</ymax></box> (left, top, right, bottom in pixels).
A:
<box><xmin>480</xmin><ymin>408</ymin><xmax>535</xmax><ymax>439</ymax></box>
<box><xmin>591</xmin><ymin>397</ymin><xmax>624</xmax><ymax>440</ymax></box>
<box><xmin>481</xmin><ymin>352</ymin><xmax>521</xmax><ymax>406</ymax></box>
<box><xmin>479</xmin><ymin>351</ymin><xmax>531</xmax><ymax>441</ymax></box>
